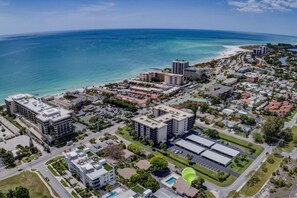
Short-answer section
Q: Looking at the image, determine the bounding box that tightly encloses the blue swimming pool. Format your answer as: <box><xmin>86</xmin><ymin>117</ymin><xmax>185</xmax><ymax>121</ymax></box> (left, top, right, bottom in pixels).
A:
<box><xmin>166</xmin><ymin>177</ymin><xmax>177</xmax><ymax>185</ymax></box>
<box><xmin>106</xmin><ymin>191</ymin><xmax>117</xmax><ymax>198</ymax></box>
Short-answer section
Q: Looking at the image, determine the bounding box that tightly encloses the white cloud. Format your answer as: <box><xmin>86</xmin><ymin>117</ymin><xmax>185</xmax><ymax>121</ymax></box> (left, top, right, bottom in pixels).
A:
<box><xmin>228</xmin><ymin>0</ymin><xmax>297</xmax><ymax>13</ymax></box>
<box><xmin>0</xmin><ymin>0</ymin><xmax>9</xmax><ymax>6</ymax></box>
<box><xmin>80</xmin><ymin>2</ymin><xmax>115</xmax><ymax>12</ymax></box>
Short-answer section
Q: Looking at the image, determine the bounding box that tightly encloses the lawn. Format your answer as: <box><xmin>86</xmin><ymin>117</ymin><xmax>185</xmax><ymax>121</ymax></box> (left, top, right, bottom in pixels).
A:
<box><xmin>104</xmin><ymin>164</ymin><xmax>113</xmax><ymax>171</ymax></box>
<box><xmin>154</xmin><ymin>151</ymin><xmax>236</xmax><ymax>187</ymax></box>
<box><xmin>279</xmin><ymin>126</ymin><xmax>297</xmax><ymax>152</ymax></box>
<box><xmin>61</xmin><ymin>179</ymin><xmax>69</xmax><ymax>187</ymax></box>
<box><xmin>47</xmin><ymin>165</ymin><xmax>59</xmax><ymax>176</ymax></box>
<box><xmin>227</xmin><ymin>157</ymin><xmax>253</xmax><ymax>174</ymax></box>
<box><xmin>219</xmin><ymin>133</ymin><xmax>264</xmax><ymax>157</ymax></box>
<box><xmin>0</xmin><ymin>171</ymin><xmax>54</xmax><ymax>198</ymax></box>
<box><xmin>131</xmin><ymin>185</ymin><xmax>145</xmax><ymax>194</ymax></box>
<box><xmin>116</xmin><ymin>126</ymin><xmax>152</xmax><ymax>150</ymax></box>
<box><xmin>71</xmin><ymin>191</ymin><xmax>80</xmax><ymax>198</ymax></box>
<box><xmin>45</xmin><ymin>156</ymin><xmax>64</xmax><ymax>165</ymax></box>
<box><xmin>240</xmin><ymin>154</ymin><xmax>283</xmax><ymax>196</ymax></box>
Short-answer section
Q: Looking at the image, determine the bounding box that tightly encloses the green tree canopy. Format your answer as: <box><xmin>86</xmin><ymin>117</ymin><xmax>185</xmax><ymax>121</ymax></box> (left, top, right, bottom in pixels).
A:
<box><xmin>261</xmin><ymin>116</ymin><xmax>284</xmax><ymax>143</ymax></box>
<box><xmin>149</xmin><ymin>156</ymin><xmax>168</xmax><ymax>172</ymax></box>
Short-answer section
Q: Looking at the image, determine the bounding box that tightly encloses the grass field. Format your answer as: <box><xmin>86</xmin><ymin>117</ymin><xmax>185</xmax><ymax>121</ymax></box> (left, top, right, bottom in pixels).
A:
<box><xmin>131</xmin><ymin>185</ymin><xmax>145</xmax><ymax>194</ymax></box>
<box><xmin>279</xmin><ymin>126</ymin><xmax>297</xmax><ymax>152</ymax></box>
<box><xmin>116</xmin><ymin>126</ymin><xmax>152</xmax><ymax>150</ymax></box>
<box><xmin>227</xmin><ymin>157</ymin><xmax>253</xmax><ymax>174</ymax></box>
<box><xmin>0</xmin><ymin>171</ymin><xmax>54</xmax><ymax>198</ymax></box>
<box><xmin>240</xmin><ymin>154</ymin><xmax>283</xmax><ymax>196</ymax></box>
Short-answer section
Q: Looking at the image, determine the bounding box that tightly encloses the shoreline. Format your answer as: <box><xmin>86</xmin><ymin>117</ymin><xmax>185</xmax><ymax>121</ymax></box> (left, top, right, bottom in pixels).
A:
<box><xmin>0</xmin><ymin>44</ymin><xmax>252</xmax><ymax>104</ymax></box>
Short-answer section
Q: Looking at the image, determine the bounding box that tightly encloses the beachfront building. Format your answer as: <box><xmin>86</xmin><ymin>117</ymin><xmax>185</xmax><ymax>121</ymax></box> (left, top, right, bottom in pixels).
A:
<box><xmin>139</xmin><ymin>72</ymin><xmax>165</xmax><ymax>82</ymax></box>
<box><xmin>172</xmin><ymin>59</ymin><xmax>189</xmax><ymax>75</ymax></box>
<box><xmin>253</xmin><ymin>46</ymin><xmax>268</xmax><ymax>55</ymax></box>
<box><xmin>64</xmin><ymin>147</ymin><xmax>115</xmax><ymax>189</ymax></box>
<box><xmin>164</xmin><ymin>73</ymin><xmax>184</xmax><ymax>85</ymax></box>
<box><xmin>132</xmin><ymin>105</ymin><xmax>194</xmax><ymax>144</ymax></box>
<box><xmin>5</xmin><ymin>93</ymin><xmax>73</xmax><ymax>142</ymax></box>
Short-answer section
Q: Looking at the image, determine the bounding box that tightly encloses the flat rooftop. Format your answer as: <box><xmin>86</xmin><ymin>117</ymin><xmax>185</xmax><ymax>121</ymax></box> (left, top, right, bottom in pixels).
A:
<box><xmin>186</xmin><ymin>134</ymin><xmax>215</xmax><ymax>148</ymax></box>
<box><xmin>211</xmin><ymin>143</ymin><xmax>240</xmax><ymax>157</ymax></box>
<box><xmin>154</xmin><ymin>104</ymin><xmax>194</xmax><ymax>119</ymax></box>
<box><xmin>132</xmin><ymin>115</ymin><xmax>167</xmax><ymax>129</ymax></box>
<box><xmin>201</xmin><ymin>150</ymin><xmax>232</xmax><ymax>166</ymax></box>
<box><xmin>175</xmin><ymin>139</ymin><xmax>205</xmax><ymax>155</ymax></box>
<box><xmin>7</xmin><ymin>93</ymin><xmax>72</xmax><ymax>122</ymax></box>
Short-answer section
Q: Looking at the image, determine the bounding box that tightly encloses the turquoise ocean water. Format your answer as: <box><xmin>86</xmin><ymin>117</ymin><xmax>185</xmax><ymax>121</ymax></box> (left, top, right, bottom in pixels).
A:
<box><xmin>0</xmin><ymin>29</ymin><xmax>297</xmax><ymax>102</ymax></box>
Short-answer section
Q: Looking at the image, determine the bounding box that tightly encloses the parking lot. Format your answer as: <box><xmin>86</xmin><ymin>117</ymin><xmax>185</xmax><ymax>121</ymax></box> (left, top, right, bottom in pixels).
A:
<box><xmin>168</xmin><ymin>145</ymin><xmax>240</xmax><ymax>177</ymax></box>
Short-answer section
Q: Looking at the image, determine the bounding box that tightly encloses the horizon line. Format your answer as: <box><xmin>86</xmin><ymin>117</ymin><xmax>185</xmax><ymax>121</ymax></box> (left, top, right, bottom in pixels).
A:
<box><xmin>1</xmin><ymin>27</ymin><xmax>297</xmax><ymax>40</ymax></box>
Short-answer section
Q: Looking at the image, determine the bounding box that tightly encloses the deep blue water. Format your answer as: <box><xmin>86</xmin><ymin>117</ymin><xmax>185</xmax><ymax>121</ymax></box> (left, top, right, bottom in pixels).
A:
<box><xmin>0</xmin><ymin>29</ymin><xmax>297</xmax><ymax>102</ymax></box>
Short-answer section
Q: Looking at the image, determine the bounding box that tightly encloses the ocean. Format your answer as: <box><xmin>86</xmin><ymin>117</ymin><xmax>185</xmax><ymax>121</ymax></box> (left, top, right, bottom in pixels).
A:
<box><xmin>0</xmin><ymin>29</ymin><xmax>297</xmax><ymax>102</ymax></box>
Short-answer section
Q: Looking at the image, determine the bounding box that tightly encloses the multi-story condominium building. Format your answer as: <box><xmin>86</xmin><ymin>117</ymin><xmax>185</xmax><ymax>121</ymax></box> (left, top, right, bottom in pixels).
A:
<box><xmin>5</xmin><ymin>93</ymin><xmax>73</xmax><ymax>142</ymax></box>
<box><xmin>132</xmin><ymin>115</ymin><xmax>168</xmax><ymax>144</ymax></box>
<box><xmin>184</xmin><ymin>67</ymin><xmax>210</xmax><ymax>80</ymax></box>
<box><xmin>132</xmin><ymin>105</ymin><xmax>194</xmax><ymax>144</ymax></box>
<box><xmin>164</xmin><ymin>73</ymin><xmax>184</xmax><ymax>85</ymax></box>
<box><xmin>64</xmin><ymin>147</ymin><xmax>115</xmax><ymax>189</ymax></box>
<box><xmin>253</xmin><ymin>46</ymin><xmax>268</xmax><ymax>55</ymax></box>
<box><xmin>139</xmin><ymin>72</ymin><xmax>165</xmax><ymax>82</ymax></box>
<box><xmin>172</xmin><ymin>59</ymin><xmax>189</xmax><ymax>75</ymax></box>
<box><xmin>153</xmin><ymin>105</ymin><xmax>195</xmax><ymax>136</ymax></box>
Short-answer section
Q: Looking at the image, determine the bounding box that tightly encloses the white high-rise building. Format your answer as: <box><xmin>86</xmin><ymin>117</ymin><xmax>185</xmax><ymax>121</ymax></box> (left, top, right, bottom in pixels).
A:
<box><xmin>64</xmin><ymin>147</ymin><xmax>115</xmax><ymax>189</ymax></box>
<box><xmin>172</xmin><ymin>59</ymin><xmax>189</xmax><ymax>75</ymax></box>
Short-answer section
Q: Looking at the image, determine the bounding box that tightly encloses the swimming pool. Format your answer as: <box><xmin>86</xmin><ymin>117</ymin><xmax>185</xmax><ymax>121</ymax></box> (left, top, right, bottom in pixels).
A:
<box><xmin>106</xmin><ymin>191</ymin><xmax>117</xmax><ymax>198</ymax></box>
<box><xmin>166</xmin><ymin>177</ymin><xmax>177</xmax><ymax>185</ymax></box>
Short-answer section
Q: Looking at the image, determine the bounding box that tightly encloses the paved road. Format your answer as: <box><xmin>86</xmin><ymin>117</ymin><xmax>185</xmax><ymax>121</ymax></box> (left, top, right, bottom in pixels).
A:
<box><xmin>284</xmin><ymin>112</ymin><xmax>297</xmax><ymax>129</ymax></box>
<box><xmin>0</xmin><ymin>122</ymin><xmax>124</xmax><ymax>198</ymax></box>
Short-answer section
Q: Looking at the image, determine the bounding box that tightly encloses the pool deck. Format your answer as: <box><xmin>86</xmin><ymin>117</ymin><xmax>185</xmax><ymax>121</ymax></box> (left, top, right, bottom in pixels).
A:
<box><xmin>161</xmin><ymin>173</ymin><xmax>181</xmax><ymax>188</ymax></box>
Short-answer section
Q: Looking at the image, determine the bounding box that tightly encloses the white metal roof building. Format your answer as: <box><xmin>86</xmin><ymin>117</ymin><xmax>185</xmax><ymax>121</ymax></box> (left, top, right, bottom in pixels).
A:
<box><xmin>201</xmin><ymin>150</ymin><xmax>232</xmax><ymax>166</ymax></box>
<box><xmin>211</xmin><ymin>143</ymin><xmax>240</xmax><ymax>157</ymax></box>
<box><xmin>175</xmin><ymin>139</ymin><xmax>205</xmax><ymax>155</ymax></box>
<box><xmin>186</xmin><ymin>134</ymin><xmax>215</xmax><ymax>148</ymax></box>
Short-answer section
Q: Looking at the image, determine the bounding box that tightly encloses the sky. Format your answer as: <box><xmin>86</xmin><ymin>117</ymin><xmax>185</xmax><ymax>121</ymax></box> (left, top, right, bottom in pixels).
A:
<box><xmin>0</xmin><ymin>0</ymin><xmax>297</xmax><ymax>36</ymax></box>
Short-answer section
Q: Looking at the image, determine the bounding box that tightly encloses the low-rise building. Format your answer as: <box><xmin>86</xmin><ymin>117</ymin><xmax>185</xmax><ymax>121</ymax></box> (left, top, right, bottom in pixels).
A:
<box><xmin>222</xmin><ymin>78</ymin><xmax>237</xmax><ymax>86</ymax></box>
<box><xmin>184</xmin><ymin>67</ymin><xmax>210</xmax><ymax>80</ymax></box>
<box><xmin>64</xmin><ymin>147</ymin><xmax>115</xmax><ymax>189</ymax></box>
<box><xmin>245</xmin><ymin>73</ymin><xmax>259</xmax><ymax>83</ymax></box>
<box><xmin>164</xmin><ymin>73</ymin><xmax>184</xmax><ymax>85</ymax></box>
<box><xmin>207</xmin><ymin>84</ymin><xmax>233</xmax><ymax>99</ymax></box>
<box><xmin>264</xmin><ymin>101</ymin><xmax>293</xmax><ymax>117</ymax></box>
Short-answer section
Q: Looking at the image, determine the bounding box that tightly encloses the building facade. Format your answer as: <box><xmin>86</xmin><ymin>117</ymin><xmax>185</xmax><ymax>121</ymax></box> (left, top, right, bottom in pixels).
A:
<box><xmin>172</xmin><ymin>59</ymin><xmax>189</xmax><ymax>75</ymax></box>
<box><xmin>131</xmin><ymin>105</ymin><xmax>194</xmax><ymax>144</ymax></box>
<box><xmin>64</xmin><ymin>147</ymin><xmax>115</xmax><ymax>189</ymax></box>
<box><xmin>5</xmin><ymin>94</ymin><xmax>73</xmax><ymax>142</ymax></box>
<box><xmin>164</xmin><ymin>73</ymin><xmax>184</xmax><ymax>85</ymax></box>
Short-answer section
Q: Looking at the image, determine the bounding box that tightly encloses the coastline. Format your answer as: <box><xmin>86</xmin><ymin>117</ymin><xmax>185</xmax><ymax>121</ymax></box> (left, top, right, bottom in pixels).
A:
<box><xmin>0</xmin><ymin>44</ymin><xmax>252</xmax><ymax>104</ymax></box>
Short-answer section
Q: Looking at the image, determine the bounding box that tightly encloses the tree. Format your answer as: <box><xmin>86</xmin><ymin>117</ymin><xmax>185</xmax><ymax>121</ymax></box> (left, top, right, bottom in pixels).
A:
<box><xmin>200</xmin><ymin>103</ymin><xmax>208</xmax><ymax>113</ymax></box>
<box><xmin>211</xmin><ymin>97</ymin><xmax>220</xmax><ymax>105</ymax></box>
<box><xmin>127</xmin><ymin>144</ymin><xmax>143</xmax><ymax>155</ymax></box>
<box><xmin>204</xmin><ymin>129</ymin><xmax>219</xmax><ymax>139</ymax></box>
<box><xmin>101</xmin><ymin>144</ymin><xmax>124</xmax><ymax>160</ymax></box>
<box><xmin>187</xmin><ymin>154</ymin><xmax>193</xmax><ymax>161</ymax></box>
<box><xmin>262</xmin><ymin>116</ymin><xmax>284</xmax><ymax>144</ymax></box>
<box><xmin>149</xmin><ymin>156</ymin><xmax>168</xmax><ymax>172</ymax></box>
<box><xmin>6</xmin><ymin>189</ymin><xmax>14</xmax><ymax>198</ymax></box>
<box><xmin>252</xmin><ymin>132</ymin><xmax>264</xmax><ymax>143</ymax></box>
<box><xmin>191</xmin><ymin>177</ymin><xmax>205</xmax><ymax>189</ymax></box>
<box><xmin>1</xmin><ymin>150</ymin><xmax>15</xmax><ymax>168</ymax></box>
<box><xmin>15</xmin><ymin>186</ymin><xmax>30</xmax><ymax>198</ymax></box>
<box><xmin>159</xmin><ymin>142</ymin><xmax>167</xmax><ymax>150</ymax></box>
